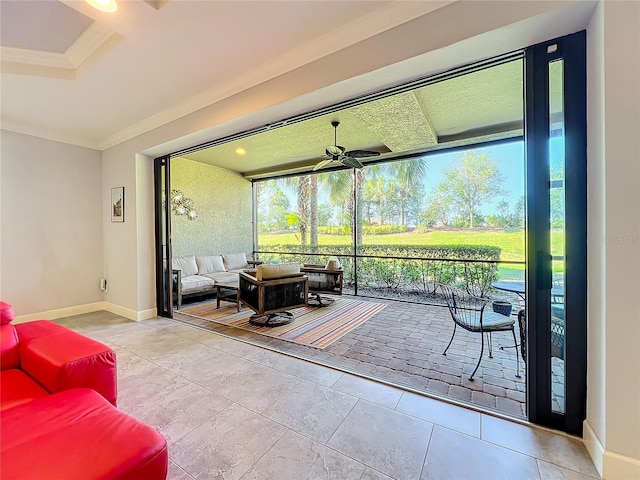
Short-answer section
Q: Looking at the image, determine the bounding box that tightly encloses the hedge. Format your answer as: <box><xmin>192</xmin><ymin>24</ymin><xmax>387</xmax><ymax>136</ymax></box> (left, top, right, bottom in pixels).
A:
<box><xmin>256</xmin><ymin>244</ymin><xmax>501</xmax><ymax>297</ymax></box>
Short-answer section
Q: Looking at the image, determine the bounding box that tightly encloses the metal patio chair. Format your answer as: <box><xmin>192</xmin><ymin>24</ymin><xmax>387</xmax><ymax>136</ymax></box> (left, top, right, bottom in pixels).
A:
<box><xmin>439</xmin><ymin>284</ymin><xmax>520</xmax><ymax>380</ymax></box>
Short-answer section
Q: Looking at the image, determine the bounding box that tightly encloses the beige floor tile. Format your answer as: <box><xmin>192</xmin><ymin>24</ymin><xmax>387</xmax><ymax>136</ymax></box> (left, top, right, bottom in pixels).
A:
<box><xmin>481</xmin><ymin>415</ymin><xmax>599</xmax><ymax>477</ymax></box>
<box><xmin>137</xmin><ymin>382</ymin><xmax>233</xmax><ymax>444</ymax></box>
<box><xmin>331</xmin><ymin>374</ymin><xmax>403</xmax><ymax>409</ymax></box>
<box><xmin>240</xmin><ymin>430</ymin><xmax>365</xmax><ymax>480</ymax></box>
<box><xmin>537</xmin><ymin>459</ymin><xmax>601</xmax><ymax>479</ymax></box>
<box><xmin>422</xmin><ymin>426</ymin><xmax>540</xmax><ymax>479</ymax></box>
<box><xmin>360</xmin><ymin>467</ymin><xmax>396</xmax><ymax>480</ymax></box>
<box><xmin>170</xmin><ymin>402</ymin><xmax>287</xmax><ymax>480</ymax></box>
<box><xmin>328</xmin><ymin>400</ymin><xmax>433</xmax><ymax>480</ymax></box>
<box><xmin>262</xmin><ymin>379</ymin><xmax>358</xmax><ymax>442</ymax></box>
<box><xmin>396</xmin><ymin>392</ymin><xmax>481</xmax><ymax>438</ymax></box>
<box><xmin>214</xmin><ymin>362</ymin><xmax>302</xmax><ymax>413</ymax></box>
<box><xmin>167</xmin><ymin>460</ymin><xmax>194</xmax><ymax>480</ymax></box>
<box><xmin>242</xmin><ymin>347</ymin><xmax>345</xmax><ymax>387</ymax></box>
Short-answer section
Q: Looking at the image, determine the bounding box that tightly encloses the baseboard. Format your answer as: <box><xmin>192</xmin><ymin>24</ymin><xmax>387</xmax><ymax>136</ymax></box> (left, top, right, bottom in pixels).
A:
<box><xmin>13</xmin><ymin>302</ymin><xmax>107</xmax><ymax>323</ymax></box>
<box><xmin>104</xmin><ymin>302</ymin><xmax>138</xmax><ymax>321</ymax></box>
<box><xmin>603</xmin><ymin>451</ymin><xmax>640</xmax><ymax>479</ymax></box>
<box><xmin>136</xmin><ymin>307</ymin><xmax>158</xmax><ymax>321</ymax></box>
<box><xmin>12</xmin><ymin>302</ymin><xmax>157</xmax><ymax>324</ymax></box>
<box><xmin>583</xmin><ymin>420</ymin><xmax>605</xmax><ymax>477</ymax></box>
<box><xmin>584</xmin><ymin>419</ymin><xmax>640</xmax><ymax>479</ymax></box>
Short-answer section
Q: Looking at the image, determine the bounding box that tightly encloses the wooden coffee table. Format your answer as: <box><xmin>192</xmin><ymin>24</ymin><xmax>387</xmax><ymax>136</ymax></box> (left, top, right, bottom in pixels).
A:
<box><xmin>216</xmin><ymin>280</ymin><xmax>241</xmax><ymax>312</ymax></box>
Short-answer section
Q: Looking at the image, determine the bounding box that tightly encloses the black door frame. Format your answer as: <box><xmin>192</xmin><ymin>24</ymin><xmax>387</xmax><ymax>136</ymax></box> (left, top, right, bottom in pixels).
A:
<box><xmin>525</xmin><ymin>30</ymin><xmax>587</xmax><ymax>435</ymax></box>
<box><xmin>154</xmin><ymin>155</ymin><xmax>173</xmax><ymax>318</ymax></box>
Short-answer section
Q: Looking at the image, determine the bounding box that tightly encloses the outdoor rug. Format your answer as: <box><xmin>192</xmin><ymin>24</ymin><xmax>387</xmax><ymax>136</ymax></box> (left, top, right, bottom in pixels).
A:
<box><xmin>179</xmin><ymin>297</ymin><xmax>386</xmax><ymax>349</ymax></box>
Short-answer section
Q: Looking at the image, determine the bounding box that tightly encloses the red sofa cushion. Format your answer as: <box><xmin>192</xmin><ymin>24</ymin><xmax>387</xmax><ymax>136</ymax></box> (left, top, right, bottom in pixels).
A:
<box><xmin>15</xmin><ymin>320</ymin><xmax>117</xmax><ymax>405</ymax></box>
<box><xmin>1</xmin><ymin>388</ymin><xmax>168</xmax><ymax>480</ymax></box>
<box><xmin>0</xmin><ymin>369</ymin><xmax>50</xmax><ymax>411</ymax></box>
<box><xmin>0</xmin><ymin>301</ymin><xmax>15</xmax><ymax>324</ymax></box>
<box><xmin>0</xmin><ymin>323</ymin><xmax>20</xmax><ymax>371</ymax></box>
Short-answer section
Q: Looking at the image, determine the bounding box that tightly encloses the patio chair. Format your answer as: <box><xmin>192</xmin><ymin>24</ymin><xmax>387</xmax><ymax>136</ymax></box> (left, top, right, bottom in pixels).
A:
<box><xmin>439</xmin><ymin>284</ymin><xmax>520</xmax><ymax>380</ymax></box>
<box><xmin>239</xmin><ymin>263</ymin><xmax>308</xmax><ymax>327</ymax></box>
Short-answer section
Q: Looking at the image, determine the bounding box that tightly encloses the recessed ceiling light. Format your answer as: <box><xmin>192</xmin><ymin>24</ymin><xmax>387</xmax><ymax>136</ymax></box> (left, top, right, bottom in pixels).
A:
<box><xmin>235</xmin><ymin>147</ymin><xmax>247</xmax><ymax>156</ymax></box>
<box><xmin>86</xmin><ymin>0</ymin><xmax>118</xmax><ymax>13</ymax></box>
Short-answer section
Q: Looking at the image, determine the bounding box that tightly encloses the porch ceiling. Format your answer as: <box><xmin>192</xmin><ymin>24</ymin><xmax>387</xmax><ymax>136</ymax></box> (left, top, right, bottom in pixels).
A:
<box><xmin>181</xmin><ymin>59</ymin><xmax>524</xmax><ymax>178</ymax></box>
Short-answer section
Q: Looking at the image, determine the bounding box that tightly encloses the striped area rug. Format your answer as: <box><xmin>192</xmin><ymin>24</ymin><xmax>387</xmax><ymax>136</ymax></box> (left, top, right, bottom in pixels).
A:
<box><xmin>180</xmin><ymin>298</ymin><xmax>386</xmax><ymax>349</ymax></box>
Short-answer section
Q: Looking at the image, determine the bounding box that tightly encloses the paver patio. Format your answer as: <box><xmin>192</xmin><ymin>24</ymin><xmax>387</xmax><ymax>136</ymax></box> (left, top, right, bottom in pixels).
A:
<box><xmin>175</xmin><ymin>295</ymin><xmax>529</xmax><ymax>418</ymax></box>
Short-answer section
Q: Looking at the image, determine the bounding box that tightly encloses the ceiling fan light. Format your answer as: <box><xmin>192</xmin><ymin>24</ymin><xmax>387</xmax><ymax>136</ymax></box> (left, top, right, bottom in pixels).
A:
<box><xmin>86</xmin><ymin>0</ymin><xmax>118</xmax><ymax>13</ymax></box>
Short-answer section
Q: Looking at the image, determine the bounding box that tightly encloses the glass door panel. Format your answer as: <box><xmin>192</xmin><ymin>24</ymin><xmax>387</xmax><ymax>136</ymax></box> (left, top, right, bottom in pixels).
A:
<box><xmin>154</xmin><ymin>156</ymin><xmax>173</xmax><ymax>317</ymax></box>
<box><xmin>549</xmin><ymin>59</ymin><xmax>566</xmax><ymax>414</ymax></box>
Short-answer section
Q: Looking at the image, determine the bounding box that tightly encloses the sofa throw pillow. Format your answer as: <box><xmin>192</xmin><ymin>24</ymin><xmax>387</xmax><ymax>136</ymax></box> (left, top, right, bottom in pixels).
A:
<box><xmin>196</xmin><ymin>255</ymin><xmax>225</xmax><ymax>274</ymax></box>
<box><xmin>222</xmin><ymin>253</ymin><xmax>247</xmax><ymax>271</ymax></box>
<box><xmin>256</xmin><ymin>262</ymin><xmax>301</xmax><ymax>281</ymax></box>
<box><xmin>172</xmin><ymin>255</ymin><xmax>198</xmax><ymax>277</ymax></box>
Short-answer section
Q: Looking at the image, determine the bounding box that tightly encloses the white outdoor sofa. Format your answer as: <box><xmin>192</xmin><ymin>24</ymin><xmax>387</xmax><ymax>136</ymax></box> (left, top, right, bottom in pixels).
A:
<box><xmin>171</xmin><ymin>253</ymin><xmax>259</xmax><ymax>309</ymax></box>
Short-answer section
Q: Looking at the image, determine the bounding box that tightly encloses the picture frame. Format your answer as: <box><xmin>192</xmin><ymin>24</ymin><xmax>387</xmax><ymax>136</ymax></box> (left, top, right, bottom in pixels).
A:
<box><xmin>111</xmin><ymin>187</ymin><xmax>125</xmax><ymax>223</ymax></box>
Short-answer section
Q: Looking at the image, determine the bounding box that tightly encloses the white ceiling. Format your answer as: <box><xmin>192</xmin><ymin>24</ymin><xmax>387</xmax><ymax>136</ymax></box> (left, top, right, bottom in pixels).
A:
<box><xmin>0</xmin><ymin>0</ymin><xmax>451</xmax><ymax>150</ymax></box>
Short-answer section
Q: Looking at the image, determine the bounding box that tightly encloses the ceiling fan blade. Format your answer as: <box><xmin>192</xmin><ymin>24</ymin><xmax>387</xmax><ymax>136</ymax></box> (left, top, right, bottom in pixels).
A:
<box><xmin>314</xmin><ymin>158</ymin><xmax>336</xmax><ymax>171</ymax></box>
<box><xmin>341</xmin><ymin>156</ymin><xmax>364</xmax><ymax>169</ymax></box>
<box><xmin>326</xmin><ymin>145</ymin><xmax>345</xmax><ymax>156</ymax></box>
<box><xmin>345</xmin><ymin>149</ymin><xmax>380</xmax><ymax>158</ymax></box>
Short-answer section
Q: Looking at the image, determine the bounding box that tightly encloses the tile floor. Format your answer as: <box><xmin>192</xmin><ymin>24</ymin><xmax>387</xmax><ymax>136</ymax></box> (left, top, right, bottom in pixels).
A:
<box><xmin>55</xmin><ymin>311</ymin><xmax>598</xmax><ymax>480</ymax></box>
<box><xmin>176</xmin><ymin>295</ymin><xmax>529</xmax><ymax>417</ymax></box>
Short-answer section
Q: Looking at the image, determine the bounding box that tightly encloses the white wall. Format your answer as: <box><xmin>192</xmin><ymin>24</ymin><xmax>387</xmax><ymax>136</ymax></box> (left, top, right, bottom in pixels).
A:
<box><xmin>171</xmin><ymin>158</ymin><xmax>253</xmax><ymax>259</ymax></box>
<box><xmin>585</xmin><ymin>1</ymin><xmax>640</xmax><ymax>478</ymax></box>
<box><xmin>0</xmin><ymin>131</ymin><xmax>103</xmax><ymax>317</ymax></box>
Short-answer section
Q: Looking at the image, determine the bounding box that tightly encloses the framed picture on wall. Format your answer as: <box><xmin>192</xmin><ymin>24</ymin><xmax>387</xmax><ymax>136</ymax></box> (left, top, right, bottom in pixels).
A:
<box><xmin>111</xmin><ymin>187</ymin><xmax>125</xmax><ymax>223</ymax></box>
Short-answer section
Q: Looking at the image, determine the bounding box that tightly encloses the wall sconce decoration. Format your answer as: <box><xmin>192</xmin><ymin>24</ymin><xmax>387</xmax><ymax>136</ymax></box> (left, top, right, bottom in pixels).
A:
<box><xmin>170</xmin><ymin>189</ymin><xmax>198</xmax><ymax>220</ymax></box>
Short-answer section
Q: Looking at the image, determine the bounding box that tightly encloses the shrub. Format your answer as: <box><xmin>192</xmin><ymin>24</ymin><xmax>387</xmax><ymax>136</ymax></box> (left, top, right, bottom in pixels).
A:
<box><xmin>256</xmin><ymin>244</ymin><xmax>501</xmax><ymax>297</ymax></box>
<box><xmin>361</xmin><ymin>225</ymin><xmax>407</xmax><ymax>235</ymax></box>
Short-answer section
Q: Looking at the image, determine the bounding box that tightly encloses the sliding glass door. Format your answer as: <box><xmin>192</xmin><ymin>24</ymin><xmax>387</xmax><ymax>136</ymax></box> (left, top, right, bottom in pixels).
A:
<box><xmin>525</xmin><ymin>31</ymin><xmax>587</xmax><ymax>435</ymax></box>
<box><xmin>154</xmin><ymin>155</ymin><xmax>173</xmax><ymax>318</ymax></box>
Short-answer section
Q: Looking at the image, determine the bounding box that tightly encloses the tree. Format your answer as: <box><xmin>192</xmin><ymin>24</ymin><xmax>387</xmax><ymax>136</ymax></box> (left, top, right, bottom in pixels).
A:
<box><xmin>282</xmin><ymin>175</ymin><xmax>318</xmax><ymax>246</ymax></box>
<box><xmin>310</xmin><ymin>174</ymin><xmax>318</xmax><ymax>247</ymax></box>
<box><xmin>440</xmin><ymin>152</ymin><xmax>506</xmax><ymax>228</ymax></box>
<box><xmin>421</xmin><ymin>183</ymin><xmax>455</xmax><ymax>227</ymax></box>
<box><xmin>266</xmin><ymin>186</ymin><xmax>290</xmax><ymax>231</ymax></box>
<box><xmin>387</xmin><ymin>158</ymin><xmax>428</xmax><ymax>226</ymax></box>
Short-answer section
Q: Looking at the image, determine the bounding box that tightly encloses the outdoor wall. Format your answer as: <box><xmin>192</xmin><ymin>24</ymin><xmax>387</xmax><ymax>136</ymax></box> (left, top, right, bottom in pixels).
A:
<box><xmin>0</xmin><ymin>130</ymin><xmax>103</xmax><ymax>317</ymax></box>
<box><xmin>170</xmin><ymin>158</ymin><xmax>253</xmax><ymax>258</ymax></box>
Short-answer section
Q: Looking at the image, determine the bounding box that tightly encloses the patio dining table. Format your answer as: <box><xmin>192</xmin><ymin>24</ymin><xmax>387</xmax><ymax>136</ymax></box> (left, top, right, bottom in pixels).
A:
<box><xmin>492</xmin><ymin>280</ymin><xmax>564</xmax><ymax>302</ymax></box>
<box><xmin>493</xmin><ymin>280</ymin><xmax>566</xmax><ymax>359</ymax></box>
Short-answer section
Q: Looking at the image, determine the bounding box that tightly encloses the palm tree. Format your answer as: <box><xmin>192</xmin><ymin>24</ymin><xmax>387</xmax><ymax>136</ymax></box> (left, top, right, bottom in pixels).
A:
<box><xmin>310</xmin><ymin>174</ymin><xmax>318</xmax><ymax>248</ymax></box>
<box><xmin>387</xmin><ymin>158</ymin><xmax>429</xmax><ymax>226</ymax></box>
<box><xmin>281</xmin><ymin>176</ymin><xmax>311</xmax><ymax>245</ymax></box>
<box><xmin>320</xmin><ymin>166</ymin><xmax>383</xmax><ymax>246</ymax></box>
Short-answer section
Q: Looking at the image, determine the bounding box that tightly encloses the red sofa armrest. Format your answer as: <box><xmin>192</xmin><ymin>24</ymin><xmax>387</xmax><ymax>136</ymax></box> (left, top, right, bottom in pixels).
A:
<box><xmin>15</xmin><ymin>320</ymin><xmax>117</xmax><ymax>405</ymax></box>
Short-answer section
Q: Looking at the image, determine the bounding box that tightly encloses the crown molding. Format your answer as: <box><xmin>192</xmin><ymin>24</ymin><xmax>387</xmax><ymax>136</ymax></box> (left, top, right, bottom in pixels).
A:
<box><xmin>0</xmin><ymin>21</ymin><xmax>120</xmax><ymax>79</ymax></box>
<box><xmin>0</xmin><ymin>123</ymin><xmax>100</xmax><ymax>150</ymax></box>
<box><xmin>66</xmin><ymin>22</ymin><xmax>119</xmax><ymax>68</ymax></box>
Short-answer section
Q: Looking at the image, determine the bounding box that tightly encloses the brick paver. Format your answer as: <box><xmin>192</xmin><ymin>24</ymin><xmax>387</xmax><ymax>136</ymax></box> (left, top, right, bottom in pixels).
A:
<box><xmin>176</xmin><ymin>295</ymin><xmax>527</xmax><ymax>418</ymax></box>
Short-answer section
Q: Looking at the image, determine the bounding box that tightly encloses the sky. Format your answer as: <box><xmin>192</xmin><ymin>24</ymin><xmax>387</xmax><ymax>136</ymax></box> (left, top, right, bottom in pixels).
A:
<box><xmin>420</xmin><ymin>140</ymin><xmax>525</xmax><ymax>215</ymax></box>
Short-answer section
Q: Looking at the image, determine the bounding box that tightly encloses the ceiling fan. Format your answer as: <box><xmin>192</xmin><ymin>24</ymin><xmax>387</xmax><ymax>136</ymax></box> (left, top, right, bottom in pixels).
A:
<box><xmin>313</xmin><ymin>121</ymin><xmax>380</xmax><ymax>170</ymax></box>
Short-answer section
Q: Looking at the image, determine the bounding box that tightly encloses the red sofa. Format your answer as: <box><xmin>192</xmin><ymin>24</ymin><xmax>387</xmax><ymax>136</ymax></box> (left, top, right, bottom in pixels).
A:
<box><xmin>0</xmin><ymin>301</ymin><xmax>168</xmax><ymax>480</ymax></box>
